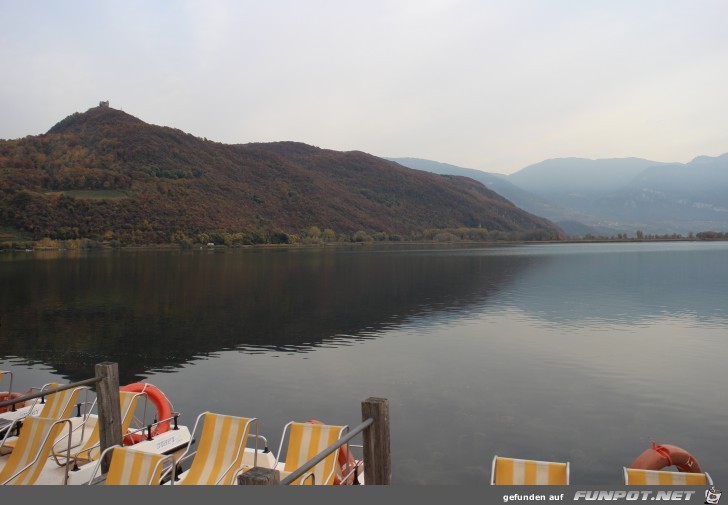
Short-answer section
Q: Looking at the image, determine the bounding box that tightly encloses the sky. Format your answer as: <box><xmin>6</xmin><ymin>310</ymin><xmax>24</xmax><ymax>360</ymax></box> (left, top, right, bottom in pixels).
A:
<box><xmin>1</xmin><ymin>0</ymin><xmax>727</xmax><ymax>175</ymax></box>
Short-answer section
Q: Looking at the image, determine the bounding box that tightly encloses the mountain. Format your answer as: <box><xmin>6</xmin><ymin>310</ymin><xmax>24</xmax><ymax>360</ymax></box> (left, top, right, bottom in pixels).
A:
<box><xmin>386</xmin><ymin>157</ymin><xmax>514</xmax><ymax>198</ymax></box>
<box><xmin>386</xmin><ymin>158</ymin><xmax>577</xmax><ymax>223</ymax></box>
<box><xmin>395</xmin><ymin>155</ymin><xmax>728</xmax><ymax>236</ymax></box>
<box><xmin>507</xmin><ymin>157</ymin><xmax>666</xmax><ymax>195</ymax></box>
<box><xmin>0</xmin><ymin>106</ymin><xmax>561</xmax><ymax>244</ymax></box>
<box><xmin>388</xmin><ymin>157</ymin><xmax>594</xmax><ymax>234</ymax></box>
<box><xmin>509</xmin><ymin>156</ymin><xmax>728</xmax><ymax>234</ymax></box>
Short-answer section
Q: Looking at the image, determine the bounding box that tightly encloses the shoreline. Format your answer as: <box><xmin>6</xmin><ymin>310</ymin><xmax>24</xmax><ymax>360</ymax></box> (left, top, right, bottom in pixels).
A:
<box><xmin>2</xmin><ymin>236</ymin><xmax>728</xmax><ymax>254</ymax></box>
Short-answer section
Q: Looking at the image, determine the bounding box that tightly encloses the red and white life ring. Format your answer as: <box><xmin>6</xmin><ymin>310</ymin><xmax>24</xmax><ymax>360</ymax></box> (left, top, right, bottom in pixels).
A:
<box><xmin>305</xmin><ymin>419</ymin><xmax>358</xmax><ymax>485</ymax></box>
<box><xmin>630</xmin><ymin>441</ymin><xmax>703</xmax><ymax>473</ymax></box>
<box><xmin>120</xmin><ymin>383</ymin><xmax>173</xmax><ymax>445</ymax></box>
<box><xmin>0</xmin><ymin>391</ymin><xmax>29</xmax><ymax>414</ymax></box>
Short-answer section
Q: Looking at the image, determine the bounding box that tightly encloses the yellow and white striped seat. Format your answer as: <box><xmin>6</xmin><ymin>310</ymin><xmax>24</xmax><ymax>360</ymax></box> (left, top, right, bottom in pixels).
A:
<box><xmin>0</xmin><ymin>416</ymin><xmax>71</xmax><ymax>485</ymax></box>
<box><xmin>31</xmin><ymin>383</ymin><xmax>84</xmax><ymax>420</ymax></box>
<box><xmin>623</xmin><ymin>468</ymin><xmax>713</xmax><ymax>485</ymax></box>
<box><xmin>1</xmin><ymin>384</ymin><xmax>85</xmax><ymax>451</ymax></box>
<box><xmin>176</xmin><ymin>412</ymin><xmax>257</xmax><ymax>485</ymax></box>
<box><xmin>45</xmin><ymin>384</ymin><xmax>79</xmax><ymax>419</ymax></box>
<box><xmin>53</xmin><ymin>390</ymin><xmax>141</xmax><ymax>466</ymax></box>
<box><xmin>491</xmin><ymin>455</ymin><xmax>570</xmax><ymax>485</ymax></box>
<box><xmin>90</xmin><ymin>446</ymin><xmax>174</xmax><ymax>485</ymax></box>
<box><xmin>276</xmin><ymin>422</ymin><xmax>347</xmax><ymax>485</ymax></box>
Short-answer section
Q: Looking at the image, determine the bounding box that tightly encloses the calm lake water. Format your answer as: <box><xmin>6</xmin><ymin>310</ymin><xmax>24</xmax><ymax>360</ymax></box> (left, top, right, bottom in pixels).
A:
<box><xmin>1</xmin><ymin>241</ymin><xmax>727</xmax><ymax>485</ymax></box>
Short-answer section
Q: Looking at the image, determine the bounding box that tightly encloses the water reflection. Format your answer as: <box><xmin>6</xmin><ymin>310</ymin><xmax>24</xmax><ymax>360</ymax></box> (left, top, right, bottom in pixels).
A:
<box><xmin>491</xmin><ymin>242</ymin><xmax>728</xmax><ymax>327</ymax></box>
<box><xmin>1</xmin><ymin>242</ymin><xmax>727</xmax><ymax>484</ymax></box>
<box><xmin>2</xmin><ymin>243</ymin><xmax>727</xmax><ymax>384</ymax></box>
<box><xmin>0</xmin><ymin>246</ymin><xmax>538</xmax><ymax>382</ymax></box>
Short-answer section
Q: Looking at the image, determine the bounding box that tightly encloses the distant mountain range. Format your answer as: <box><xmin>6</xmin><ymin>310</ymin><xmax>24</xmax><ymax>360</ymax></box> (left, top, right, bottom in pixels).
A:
<box><xmin>388</xmin><ymin>154</ymin><xmax>728</xmax><ymax>235</ymax></box>
<box><xmin>0</xmin><ymin>106</ymin><xmax>560</xmax><ymax>244</ymax></box>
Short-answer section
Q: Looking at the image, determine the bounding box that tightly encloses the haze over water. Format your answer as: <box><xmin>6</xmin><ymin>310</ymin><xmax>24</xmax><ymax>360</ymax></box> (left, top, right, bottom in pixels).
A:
<box><xmin>1</xmin><ymin>241</ymin><xmax>726</xmax><ymax>484</ymax></box>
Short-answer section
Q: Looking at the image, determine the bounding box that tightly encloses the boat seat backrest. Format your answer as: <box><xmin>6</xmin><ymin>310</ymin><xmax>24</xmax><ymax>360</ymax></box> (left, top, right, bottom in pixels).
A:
<box><xmin>56</xmin><ymin>390</ymin><xmax>141</xmax><ymax>463</ymax></box>
<box><xmin>0</xmin><ymin>416</ymin><xmax>69</xmax><ymax>485</ymax></box>
<box><xmin>623</xmin><ymin>467</ymin><xmax>712</xmax><ymax>485</ymax></box>
<box><xmin>105</xmin><ymin>447</ymin><xmax>172</xmax><ymax>485</ymax></box>
<box><xmin>34</xmin><ymin>383</ymin><xmax>84</xmax><ymax>420</ymax></box>
<box><xmin>179</xmin><ymin>412</ymin><xmax>255</xmax><ymax>485</ymax></box>
<box><xmin>2</xmin><ymin>385</ymin><xmax>84</xmax><ymax>452</ymax></box>
<box><xmin>281</xmin><ymin>422</ymin><xmax>346</xmax><ymax>485</ymax></box>
<box><xmin>491</xmin><ymin>455</ymin><xmax>570</xmax><ymax>485</ymax></box>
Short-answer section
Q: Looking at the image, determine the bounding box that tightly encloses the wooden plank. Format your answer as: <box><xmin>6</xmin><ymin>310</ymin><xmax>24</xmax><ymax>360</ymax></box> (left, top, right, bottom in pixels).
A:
<box><xmin>95</xmin><ymin>362</ymin><xmax>121</xmax><ymax>474</ymax></box>
<box><xmin>361</xmin><ymin>397</ymin><xmax>391</xmax><ymax>485</ymax></box>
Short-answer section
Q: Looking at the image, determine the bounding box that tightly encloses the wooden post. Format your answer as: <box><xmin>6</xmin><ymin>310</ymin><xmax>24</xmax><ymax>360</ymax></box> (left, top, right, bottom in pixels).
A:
<box><xmin>95</xmin><ymin>362</ymin><xmax>121</xmax><ymax>474</ymax></box>
<box><xmin>238</xmin><ymin>467</ymin><xmax>280</xmax><ymax>485</ymax></box>
<box><xmin>362</xmin><ymin>397</ymin><xmax>391</xmax><ymax>485</ymax></box>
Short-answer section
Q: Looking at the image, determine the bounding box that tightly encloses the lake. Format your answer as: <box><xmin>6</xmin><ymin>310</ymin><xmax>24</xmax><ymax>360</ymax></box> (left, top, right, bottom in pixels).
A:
<box><xmin>1</xmin><ymin>241</ymin><xmax>726</xmax><ymax>485</ymax></box>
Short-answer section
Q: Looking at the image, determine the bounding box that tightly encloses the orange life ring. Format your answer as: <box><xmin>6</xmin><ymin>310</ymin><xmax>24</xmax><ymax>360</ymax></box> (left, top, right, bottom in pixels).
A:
<box><xmin>120</xmin><ymin>383</ymin><xmax>173</xmax><ymax>445</ymax></box>
<box><xmin>630</xmin><ymin>441</ymin><xmax>703</xmax><ymax>473</ymax></box>
<box><xmin>305</xmin><ymin>419</ymin><xmax>358</xmax><ymax>485</ymax></box>
<box><xmin>0</xmin><ymin>391</ymin><xmax>28</xmax><ymax>414</ymax></box>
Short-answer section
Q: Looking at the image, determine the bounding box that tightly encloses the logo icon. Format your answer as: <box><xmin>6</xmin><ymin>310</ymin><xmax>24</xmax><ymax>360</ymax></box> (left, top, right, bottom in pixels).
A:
<box><xmin>706</xmin><ymin>486</ymin><xmax>722</xmax><ymax>505</ymax></box>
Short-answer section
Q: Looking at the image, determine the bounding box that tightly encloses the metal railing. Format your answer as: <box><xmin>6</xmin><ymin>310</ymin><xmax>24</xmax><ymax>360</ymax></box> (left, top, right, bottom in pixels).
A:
<box><xmin>0</xmin><ymin>377</ymin><xmax>98</xmax><ymax>411</ymax></box>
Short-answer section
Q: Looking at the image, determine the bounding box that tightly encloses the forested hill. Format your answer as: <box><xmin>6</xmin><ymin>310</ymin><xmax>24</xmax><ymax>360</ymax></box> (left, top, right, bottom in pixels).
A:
<box><xmin>0</xmin><ymin>105</ymin><xmax>561</xmax><ymax>245</ymax></box>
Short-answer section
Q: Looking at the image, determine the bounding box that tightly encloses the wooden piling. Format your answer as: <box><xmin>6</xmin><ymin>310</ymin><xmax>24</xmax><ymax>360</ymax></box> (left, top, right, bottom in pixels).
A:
<box><xmin>95</xmin><ymin>362</ymin><xmax>121</xmax><ymax>474</ymax></box>
<box><xmin>361</xmin><ymin>397</ymin><xmax>391</xmax><ymax>485</ymax></box>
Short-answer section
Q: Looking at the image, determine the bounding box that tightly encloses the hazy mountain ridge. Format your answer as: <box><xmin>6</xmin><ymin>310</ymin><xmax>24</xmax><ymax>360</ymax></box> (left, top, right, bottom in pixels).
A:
<box><xmin>508</xmin><ymin>157</ymin><xmax>667</xmax><ymax>194</ymax></box>
<box><xmin>388</xmin><ymin>157</ymin><xmax>608</xmax><ymax>235</ymax></box>
<box><xmin>0</xmin><ymin>106</ymin><xmax>561</xmax><ymax>244</ymax></box>
<box><xmin>392</xmin><ymin>155</ymin><xmax>728</xmax><ymax>235</ymax></box>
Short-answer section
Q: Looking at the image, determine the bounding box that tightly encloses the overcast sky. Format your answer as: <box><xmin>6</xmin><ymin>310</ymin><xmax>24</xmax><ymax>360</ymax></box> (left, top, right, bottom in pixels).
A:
<box><xmin>1</xmin><ymin>0</ymin><xmax>727</xmax><ymax>174</ymax></box>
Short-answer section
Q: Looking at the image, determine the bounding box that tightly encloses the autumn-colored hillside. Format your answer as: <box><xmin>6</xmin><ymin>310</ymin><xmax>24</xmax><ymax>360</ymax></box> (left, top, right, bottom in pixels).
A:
<box><xmin>0</xmin><ymin>105</ymin><xmax>562</xmax><ymax>245</ymax></box>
